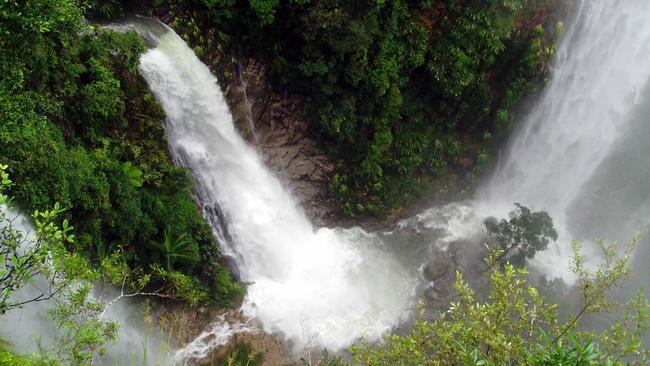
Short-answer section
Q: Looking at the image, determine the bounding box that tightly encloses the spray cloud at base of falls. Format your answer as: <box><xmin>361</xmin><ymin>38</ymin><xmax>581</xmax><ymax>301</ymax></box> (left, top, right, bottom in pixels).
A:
<box><xmin>136</xmin><ymin>21</ymin><xmax>419</xmax><ymax>353</ymax></box>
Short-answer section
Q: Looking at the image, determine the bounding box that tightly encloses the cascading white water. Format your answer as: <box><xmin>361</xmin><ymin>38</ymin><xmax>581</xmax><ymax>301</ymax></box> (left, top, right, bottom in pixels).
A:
<box><xmin>479</xmin><ymin>0</ymin><xmax>650</xmax><ymax>277</ymax></box>
<box><xmin>173</xmin><ymin>315</ymin><xmax>257</xmax><ymax>362</ymax></box>
<box><xmin>484</xmin><ymin>0</ymin><xmax>650</xmax><ymax>210</ymax></box>
<box><xmin>410</xmin><ymin>0</ymin><xmax>650</xmax><ymax>280</ymax></box>
<box><xmin>136</xmin><ymin>23</ymin><xmax>418</xmax><ymax>354</ymax></box>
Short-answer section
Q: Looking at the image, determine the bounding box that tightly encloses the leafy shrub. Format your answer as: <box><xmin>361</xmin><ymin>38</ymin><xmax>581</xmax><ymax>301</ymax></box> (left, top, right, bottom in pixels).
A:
<box><xmin>221</xmin><ymin>342</ymin><xmax>262</xmax><ymax>366</ymax></box>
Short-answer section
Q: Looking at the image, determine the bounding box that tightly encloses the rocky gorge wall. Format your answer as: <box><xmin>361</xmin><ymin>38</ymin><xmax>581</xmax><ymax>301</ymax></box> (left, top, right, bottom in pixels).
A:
<box><xmin>153</xmin><ymin>9</ymin><xmax>339</xmax><ymax>228</ymax></box>
<box><xmin>224</xmin><ymin>58</ymin><xmax>337</xmax><ymax>227</ymax></box>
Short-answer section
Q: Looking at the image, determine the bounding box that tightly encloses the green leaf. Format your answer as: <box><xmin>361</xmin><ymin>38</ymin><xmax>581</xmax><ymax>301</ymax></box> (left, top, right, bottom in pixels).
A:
<box><xmin>122</xmin><ymin>161</ymin><xmax>143</xmax><ymax>188</ymax></box>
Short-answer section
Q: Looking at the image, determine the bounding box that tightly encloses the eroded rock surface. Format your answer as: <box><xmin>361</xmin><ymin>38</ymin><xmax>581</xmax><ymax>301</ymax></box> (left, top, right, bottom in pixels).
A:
<box><xmin>225</xmin><ymin>59</ymin><xmax>337</xmax><ymax>226</ymax></box>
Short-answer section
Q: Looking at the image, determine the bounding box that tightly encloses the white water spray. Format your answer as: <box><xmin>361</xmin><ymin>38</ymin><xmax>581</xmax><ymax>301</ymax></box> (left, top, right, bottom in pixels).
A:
<box><xmin>481</xmin><ymin>0</ymin><xmax>650</xmax><ymax>277</ymax></box>
<box><xmin>173</xmin><ymin>315</ymin><xmax>257</xmax><ymax>363</ymax></box>
<box><xmin>411</xmin><ymin>0</ymin><xmax>650</xmax><ymax>279</ymax></box>
<box><xmin>136</xmin><ymin>23</ymin><xmax>418</xmax><ymax>355</ymax></box>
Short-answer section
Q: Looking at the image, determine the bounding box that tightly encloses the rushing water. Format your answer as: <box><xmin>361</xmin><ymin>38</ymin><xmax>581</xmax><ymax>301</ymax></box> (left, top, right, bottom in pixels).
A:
<box><xmin>478</xmin><ymin>0</ymin><xmax>650</xmax><ymax>277</ymax></box>
<box><xmin>136</xmin><ymin>22</ymin><xmax>419</xmax><ymax>355</ymax></box>
<box><xmin>408</xmin><ymin>0</ymin><xmax>650</xmax><ymax>279</ymax></box>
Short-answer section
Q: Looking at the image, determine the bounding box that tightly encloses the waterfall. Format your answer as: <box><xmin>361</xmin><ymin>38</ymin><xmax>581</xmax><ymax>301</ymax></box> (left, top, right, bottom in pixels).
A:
<box><xmin>2</xmin><ymin>0</ymin><xmax>648</xmax><ymax>361</ymax></box>
<box><xmin>136</xmin><ymin>22</ymin><xmax>418</xmax><ymax>354</ymax></box>
<box><xmin>479</xmin><ymin>0</ymin><xmax>650</xmax><ymax>277</ymax></box>
<box><xmin>408</xmin><ymin>0</ymin><xmax>650</xmax><ymax>280</ymax></box>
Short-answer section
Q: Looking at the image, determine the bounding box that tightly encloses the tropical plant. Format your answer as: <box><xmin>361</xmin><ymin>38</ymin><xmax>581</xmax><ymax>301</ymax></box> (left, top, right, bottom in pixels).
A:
<box><xmin>0</xmin><ymin>165</ymin><xmax>118</xmax><ymax>365</ymax></box>
<box><xmin>153</xmin><ymin>227</ymin><xmax>201</xmax><ymax>271</ymax></box>
<box><xmin>49</xmin><ymin>284</ymin><xmax>119</xmax><ymax>365</ymax></box>
<box><xmin>1</xmin><ymin>0</ymin><xmax>240</xmax><ymax>305</ymax></box>
<box><xmin>221</xmin><ymin>342</ymin><xmax>262</xmax><ymax>366</ymax></box>
<box><xmin>121</xmin><ymin>161</ymin><xmax>143</xmax><ymax>188</ymax></box>
<box><xmin>0</xmin><ymin>164</ymin><xmax>80</xmax><ymax>314</ymax></box>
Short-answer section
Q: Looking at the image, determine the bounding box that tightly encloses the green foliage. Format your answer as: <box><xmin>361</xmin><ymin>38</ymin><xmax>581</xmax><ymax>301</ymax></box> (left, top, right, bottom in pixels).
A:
<box><xmin>212</xmin><ymin>266</ymin><xmax>245</xmax><ymax>307</ymax></box>
<box><xmin>99</xmin><ymin>249</ymin><xmax>209</xmax><ymax>306</ymax></box>
<box><xmin>249</xmin><ymin>0</ymin><xmax>279</xmax><ymax>26</ymax></box>
<box><xmin>351</xmin><ymin>240</ymin><xmax>648</xmax><ymax>365</ymax></box>
<box><xmin>526</xmin><ymin>336</ymin><xmax>609</xmax><ymax>366</ymax></box>
<box><xmin>485</xmin><ymin>203</ymin><xmax>558</xmax><ymax>266</ymax></box>
<box><xmin>0</xmin><ymin>165</ymin><xmax>84</xmax><ymax>314</ymax></box>
<box><xmin>221</xmin><ymin>342</ymin><xmax>262</xmax><ymax>366</ymax></box>
<box><xmin>0</xmin><ymin>0</ymin><xmax>240</xmax><ymax>305</ymax></box>
<box><xmin>0</xmin><ymin>343</ymin><xmax>53</xmax><ymax>366</ymax></box>
<box><xmin>153</xmin><ymin>228</ymin><xmax>200</xmax><ymax>270</ymax></box>
<box><xmin>0</xmin><ymin>168</ymin><xmax>117</xmax><ymax>365</ymax></box>
<box><xmin>151</xmin><ymin>264</ymin><xmax>209</xmax><ymax>306</ymax></box>
<box><xmin>121</xmin><ymin>161</ymin><xmax>143</xmax><ymax>188</ymax></box>
<box><xmin>48</xmin><ymin>0</ymin><xmax>563</xmax><ymax>217</ymax></box>
<box><xmin>171</xmin><ymin>0</ymin><xmax>557</xmax><ymax>215</ymax></box>
<box><xmin>48</xmin><ymin>284</ymin><xmax>118</xmax><ymax>365</ymax></box>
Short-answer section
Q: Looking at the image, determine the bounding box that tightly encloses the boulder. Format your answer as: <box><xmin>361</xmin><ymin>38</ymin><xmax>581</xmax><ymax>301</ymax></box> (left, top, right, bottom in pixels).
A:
<box><xmin>424</xmin><ymin>251</ymin><xmax>451</xmax><ymax>281</ymax></box>
<box><xmin>424</xmin><ymin>287</ymin><xmax>441</xmax><ymax>301</ymax></box>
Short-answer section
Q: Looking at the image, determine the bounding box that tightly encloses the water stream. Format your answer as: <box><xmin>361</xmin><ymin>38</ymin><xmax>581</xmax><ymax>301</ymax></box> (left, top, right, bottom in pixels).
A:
<box><xmin>478</xmin><ymin>0</ymin><xmax>650</xmax><ymax>278</ymax></box>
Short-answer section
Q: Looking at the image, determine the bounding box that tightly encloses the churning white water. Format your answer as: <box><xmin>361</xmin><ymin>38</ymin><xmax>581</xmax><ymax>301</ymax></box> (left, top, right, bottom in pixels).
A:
<box><xmin>136</xmin><ymin>23</ymin><xmax>417</xmax><ymax>353</ymax></box>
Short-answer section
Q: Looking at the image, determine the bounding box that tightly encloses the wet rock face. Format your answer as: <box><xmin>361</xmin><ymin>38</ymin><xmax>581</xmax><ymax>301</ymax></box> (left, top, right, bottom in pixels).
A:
<box><xmin>424</xmin><ymin>252</ymin><xmax>451</xmax><ymax>281</ymax></box>
<box><xmin>224</xmin><ymin>59</ymin><xmax>337</xmax><ymax>227</ymax></box>
<box><xmin>419</xmin><ymin>238</ymin><xmax>492</xmax><ymax>318</ymax></box>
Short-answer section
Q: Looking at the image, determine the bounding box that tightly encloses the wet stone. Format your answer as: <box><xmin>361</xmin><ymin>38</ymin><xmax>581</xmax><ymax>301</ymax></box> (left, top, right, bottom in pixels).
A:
<box><xmin>424</xmin><ymin>252</ymin><xmax>451</xmax><ymax>281</ymax></box>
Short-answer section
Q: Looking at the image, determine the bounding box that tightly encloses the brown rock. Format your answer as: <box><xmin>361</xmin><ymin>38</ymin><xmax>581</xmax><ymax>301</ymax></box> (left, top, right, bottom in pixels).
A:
<box><xmin>424</xmin><ymin>254</ymin><xmax>451</xmax><ymax>281</ymax></box>
<box><xmin>222</xmin><ymin>57</ymin><xmax>337</xmax><ymax>226</ymax></box>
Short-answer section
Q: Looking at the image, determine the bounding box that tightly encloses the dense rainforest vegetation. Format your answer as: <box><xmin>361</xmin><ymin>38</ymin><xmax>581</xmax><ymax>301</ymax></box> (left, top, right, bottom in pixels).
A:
<box><xmin>0</xmin><ymin>0</ymin><xmax>242</xmax><ymax>307</ymax></box>
<box><xmin>90</xmin><ymin>0</ymin><xmax>563</xmax><ymax>216</ymax></box>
